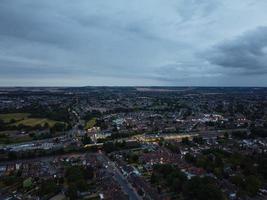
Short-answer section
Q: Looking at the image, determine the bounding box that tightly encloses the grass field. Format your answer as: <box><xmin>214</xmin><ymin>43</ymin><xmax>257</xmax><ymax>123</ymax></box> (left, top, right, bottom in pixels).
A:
<box><xmin>85</xmin><ymin>117</ymin><xmax>97</xmax><ymax>129</ymax></box>
<box><xmin>0</xmin><ymin>113</ymin><xmax>64</xmax><ymax>128</ymax></box>
<box><xmin>0</xmin><ymin>113</ymin><xmax>66</xmax><ymax>144</ymax></box>
<box><xmin>0</xmin><ymin>113</ymin><xmax>30</xmax><ymax>123</ymax></box>
<box><xmin>13</xmin><ymin>118</ymin><xmax>61</xmax><ymax>127</ymax></box>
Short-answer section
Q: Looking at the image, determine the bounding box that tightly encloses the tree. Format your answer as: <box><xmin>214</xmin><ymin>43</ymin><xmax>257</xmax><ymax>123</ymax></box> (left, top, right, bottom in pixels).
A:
<box><xmin>65</xmin><ymin>166</ymin><xmax>90</xmax><ymax>199</ymax></box>
<box><xmin>126</xmin><ymin>152</ymin><xmax>139</xmax><ymax>163</ymax></box>
<box><xmin>193</xmin><ymin>136</ymin><xmax>204</xmax><ymax>144</ymax></box>
<box><xmin>103</xmin><ymin>142</ymin><xmax>116</xmax><ymax>153</ymax></box>
<box><xmin>230</xmin><ymin>175</ymin><xmax>244</xmax><ymax>187</ymax></box>
<box><xmin>151</xmin><ymin>164</ymin><xmax>187</xmax><ymax>193</ymax></box>
<box><xmin>56</xmin><ymin>122</ymin><xmax>65</xmax><ymax>131</ymax></box>
<box><xmin>23</xmin><ymin>177</ymin><xmax>33</xmax><ymax>189</ymax></box>
<box><xmin>39</xmin><ymin>179</ymin><xmax>59</xmax><ymax>196</ymax></box>
<box><xmin>0</xmin><ymin>119</ymin><xmax>5</xmax><ymax>131</ymax></box>
<box><xmin>183</xmin><ymin>177</ymin><xmax>224</xmax><ymax>200</ymax></box>
<box><xmin>182</xmin><ymin>137</ymin><xmax>190</xmax><ymax>145</ymax></box>
<box><xmin>245</xmin><ymin>175</ymin><xmax>261</xmax><ymax>197</ymax></box>
<box><xmin>164</xmin><ymin>142</ymin><xmax>180</xmax><ymax>153</ymax></box>
<box><xmin>65</xmin><ymin>166</ymin><xmax>85</xmax><ymax>183</ymax></box>
<box><xmin>82</xmin><ymin>135</ymin><xmax>92</xmax><ymax>145</ymax></box>
<box><xmin>232</xmin><ymin>131</ymin><xmax>247</xmax><ymax>139</ymax></box>
<box><xmin>34</xmin><ymin>124</ymin><xmax>42</xmax><ymax>130</ymax></box>
<box><xmin>67</xmin><ymin>183</ymin><xmax>78</xmax><ymax>200</ymax></box>
<box><xmin>85</xmin><ymin>165</ymin><xmax>94</xmax><ymax>179</ymax></box>
<box><xmin>230</xmin><ymin>175</ymin><xmax>261</xmax><ymax>197</ymax></box>
<box><xmin>3</xmin><ymin>175</ymin><xmax>21</xmax><ymax>186</ymax></box>
<box><xmin>10</xmin><ymin>118</ymin><xmax>16</xmax><ymax>124</ymax></box>
<box><xmin>223</xmin><ymin>132</ymin><xmax>229</xmax><ymax>139</ymax></box>
<box><xmin>43</xmin><ymin>122</ymin><xmax>49</xmax><ymax>129</ymax></box>
<box><xmin>250</xmin><ymin>127</ymin><xmax>267</xmax><ymax>138</ymax></box>
<box><xmin>184</xmin><ymin>153</ymin><xmax>196</xmax><ymax>164</ymax></box>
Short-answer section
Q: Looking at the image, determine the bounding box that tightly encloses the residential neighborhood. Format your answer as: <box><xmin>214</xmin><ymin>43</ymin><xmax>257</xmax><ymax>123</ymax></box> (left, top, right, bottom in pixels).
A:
<box><xmin>0</xmin><ymin>87</ymin><xmax>266</xmax><ymax>200</ymax></box>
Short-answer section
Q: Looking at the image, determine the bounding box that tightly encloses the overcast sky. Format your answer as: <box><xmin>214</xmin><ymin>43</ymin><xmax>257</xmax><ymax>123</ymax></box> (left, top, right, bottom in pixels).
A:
<box><xmin>0</xmin><ymin>0</ymin><xmax>267</xmax><ymax>86</ymax></box>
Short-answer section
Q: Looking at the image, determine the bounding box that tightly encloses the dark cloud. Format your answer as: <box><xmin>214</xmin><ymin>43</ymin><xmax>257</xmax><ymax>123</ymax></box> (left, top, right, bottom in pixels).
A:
<box><xmin>206</xmin><ymin>26</ymin><xmax>267</xmax><ymax>74</ymax></box>
<box><xmin>0</xmin><ymin>0</ymin><xmax>267</xmax><ymax>86</ymax></box>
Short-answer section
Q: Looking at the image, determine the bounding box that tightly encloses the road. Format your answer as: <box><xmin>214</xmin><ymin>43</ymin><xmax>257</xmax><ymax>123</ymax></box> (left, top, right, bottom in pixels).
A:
<box><xmin>0</xmin><ymin>152</ymin><xmax>141</xmax><ymax>200</ymax></box>
<box><xmin>97</xmin><ymin>153</ymin><xmax>141</xmax><ymax>200</ymax></box>
<box><xmin>136</xmin><ymin>128</ymin><xmax>249</xmax><ymax>142</ymax></box>
<box><xmin>0</xmin><ymin>152</ymin><xmax>87</xmax><ymax>165</ymax></box>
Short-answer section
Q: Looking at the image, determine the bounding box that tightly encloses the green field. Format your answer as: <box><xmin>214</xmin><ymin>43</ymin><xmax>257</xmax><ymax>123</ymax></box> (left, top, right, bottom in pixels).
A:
<box><xmin>13</xmin><ymin>118</ymin><xmax>62</xmax><ymax>127</ymax></box>
<box><xmin>0</xmin><ymin>113</ymin><xmax>30</xmax><ymax>123</ymax></box>
<box><xmin>0</xmin><ymin>113</ymin><xmax>66</xmax><ymax>144</ymax></box>
<box><xmin>0</xmin><ymin>113</ymin><xmax>64</xmax><ymax>128</ymax></box>
<box><xmin>85</xmin><ymin>118</ymin><xmax>97</xmax><ymax>129</ymax></box>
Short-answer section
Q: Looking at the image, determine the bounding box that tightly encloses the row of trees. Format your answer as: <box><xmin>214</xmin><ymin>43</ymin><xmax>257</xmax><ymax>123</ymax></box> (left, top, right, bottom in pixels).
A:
<box><xmin>103</xmin><ymin>140</ymin><xmax>141</xmax><ymax>153</ymax></box>
<box><xmin>150</xmin><ymin>164</ymin><xmax>224</xmax><ymax>200</ymax></box>
<box><xmin>184</xmin><ymin>148</ymin><xmax>264</xmax><ymax>197</ymax></box>
<box><xmin>65</xmin><ymin>165</ymin><xmax>94</xmax><ymax>199</ymax></box>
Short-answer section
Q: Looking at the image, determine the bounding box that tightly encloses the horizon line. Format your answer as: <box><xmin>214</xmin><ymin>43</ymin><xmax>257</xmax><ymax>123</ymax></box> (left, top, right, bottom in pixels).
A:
<box><xmin>0</xmin><ymin>85</ymin><xmax>267</xmax><ymax>88</ymax></box>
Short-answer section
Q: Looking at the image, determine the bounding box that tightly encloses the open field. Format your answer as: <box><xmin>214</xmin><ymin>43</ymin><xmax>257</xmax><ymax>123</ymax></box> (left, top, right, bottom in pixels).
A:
<box><xmin>0</xmin><ymin>113</ymin><xmax>67</xmax><ymax>144</ymax></box>
<box><xmin>13</xmin><ymin>118</ymin><xmax>62</xmax><ymax>127</ymax></box>
<box><xmin>0</xmin><ymin>113</ymin><xmax>30</xmax><ymax>123</ymax></box>
<box><xmin>0</xmin><ymin>113</ymin><xmax>65</xmax><ymax>128</ymax></box>
<box><xmin>85</xmin><ymin>118</ymin><xmax>97</xmax><ymax>130</ymax></box>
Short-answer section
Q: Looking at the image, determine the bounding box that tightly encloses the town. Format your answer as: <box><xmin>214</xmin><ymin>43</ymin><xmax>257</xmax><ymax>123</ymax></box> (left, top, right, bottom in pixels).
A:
<box><xmin>0</xmin><ymin>87</ymin><xmax>266</xmax><ymax>200</ymax></box>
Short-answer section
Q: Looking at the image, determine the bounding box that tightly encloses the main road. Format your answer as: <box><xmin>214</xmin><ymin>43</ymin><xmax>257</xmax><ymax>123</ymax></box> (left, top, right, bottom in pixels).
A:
<box><xmin>97</xmin><ymin>152</ymin><xmax>141</xmax><ymax>200</ymax></box>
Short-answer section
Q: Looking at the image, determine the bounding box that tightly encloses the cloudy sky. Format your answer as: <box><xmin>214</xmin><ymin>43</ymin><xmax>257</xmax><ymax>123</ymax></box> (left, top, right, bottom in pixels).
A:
<box><xmin>0</xmin><ymin>0</ymin><xmax>267</xmax><ymax>86</ymax></box>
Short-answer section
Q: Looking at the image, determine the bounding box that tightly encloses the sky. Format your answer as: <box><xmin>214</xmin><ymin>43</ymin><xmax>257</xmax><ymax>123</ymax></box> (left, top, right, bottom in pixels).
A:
<box><xmin>0</xmin><ymin>0</ymin><xmax>267</xmax><ymax>86</ymax></box>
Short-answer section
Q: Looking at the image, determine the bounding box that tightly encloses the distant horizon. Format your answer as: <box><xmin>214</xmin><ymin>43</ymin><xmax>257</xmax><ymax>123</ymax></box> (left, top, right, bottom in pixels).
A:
<box><xmin>0</xmin><ymin>85</ymin><xmax>267</xmax><ymax>88</ymax></box>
